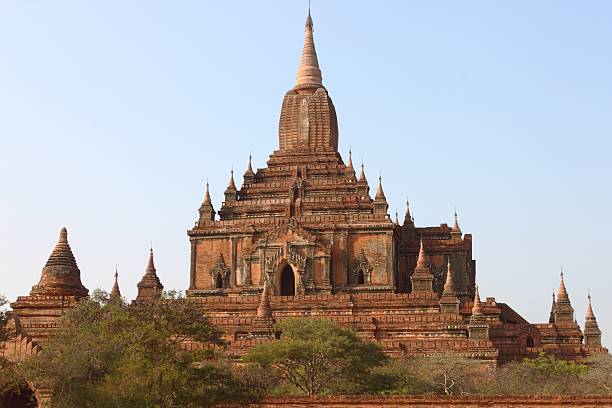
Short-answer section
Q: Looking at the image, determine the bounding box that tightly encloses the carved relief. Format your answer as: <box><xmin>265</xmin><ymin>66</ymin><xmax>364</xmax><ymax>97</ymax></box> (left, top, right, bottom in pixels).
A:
<box><xmin>352</xmin><ymin>250</ymin><xmax>373</xmax><ymax>285</ymax></box>
<box><xmin>210</xmin><ymin>254</ymin><xmax>231</xmax><ymax>289</ymax></box>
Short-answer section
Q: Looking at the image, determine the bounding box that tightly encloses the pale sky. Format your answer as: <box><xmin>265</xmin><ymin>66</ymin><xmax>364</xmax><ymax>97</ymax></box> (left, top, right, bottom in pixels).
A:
<box><xmin>1</xmin><ymin>1</ymin><xmax>610</xmax><ymax>344</ymax></box>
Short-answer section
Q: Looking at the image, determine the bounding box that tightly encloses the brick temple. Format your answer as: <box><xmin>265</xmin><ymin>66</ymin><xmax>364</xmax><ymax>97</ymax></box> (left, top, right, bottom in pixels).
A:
<box><xmin>3</xmin><ymin>12</ymin><xmax>607</xmax><ymax>375</ymax></box>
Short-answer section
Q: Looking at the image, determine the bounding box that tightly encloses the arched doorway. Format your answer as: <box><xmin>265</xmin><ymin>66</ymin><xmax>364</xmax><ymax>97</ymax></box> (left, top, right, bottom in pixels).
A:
<box><xmin>1</xmin><ymin>386</ymin><xmax>37</xmax><ymax>408</ymax></box>
<box><xmin>357</xmin><ymin>269</ymin><xmax>365</xmax><ymax>285</ymax></box>
<box><xmin>280</xmin><ymin>264</ymin><xmax>295</xmax><ymax>296</ymax></box>
<box><xmin>215</xmin><ymin>274</ymin><xmax>223</xmax><ymax>289</ymax></box>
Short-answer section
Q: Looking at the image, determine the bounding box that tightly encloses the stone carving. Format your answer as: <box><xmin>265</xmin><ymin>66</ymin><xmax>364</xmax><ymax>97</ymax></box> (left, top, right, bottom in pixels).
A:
<box><xmin>352</xmin><ymin>250</ymin><xmax>373</xmax><ymax>285</ymax></box>
<box><xmin>210</xmin><ymin>254</ymin><xmax>230</xmax><ymax>289</ymax></box>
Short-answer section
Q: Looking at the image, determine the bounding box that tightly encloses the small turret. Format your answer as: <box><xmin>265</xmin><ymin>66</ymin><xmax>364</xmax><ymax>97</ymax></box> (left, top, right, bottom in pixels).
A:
<box><xmin>404</xmin><ymin>200</ymin><xmax>415</xmax><ymax>228</ymax></box>
<box><xmin>136</xmin><ymin>248</ymin><xmax>164</xmax><ymax>301</ymax></box>
<box><xmin>451</xmin><ymin>210</ymin><xmax>462</xmax><ymax>240</ymax></box>
<box><xmin>548</xmin><ymin>291</ymin><xmax>556</xmax><ymax>324</ymax></box>
<box><xmin>356</xmin><ymin>162</ymin><xmax>370</xmax><ymax>199</ymax></box>
<box><xmin>224</xmin><ymin>169</ymin><xmax>237</xmax><ymax>202</ymax></box>
<box><xmin>373</xmin><ymin>175</ymin><xmax>388</xmax><ymax>214</ymax></box>
<box><xmin>198</xmin><ymin>181</ymin><xmax>216</xmax><ymax>223</ymax></box>
<box><xmin>411</xmin><ymin>239</ymin><xmax>434</xmax><ymax>293</ymax></box>
<box><xmin>243</xmin><ymin>155</ymin><xmax>256</xmax><ymax>184</ymax></box>
<box><xmin>110</xmin><ymin>266</ymin><xmax>121</xmax><ymax>301</ymax></box>
<box><xmin>468</xmin><ymin>285</ymin><xmax>489</xmax><ymax>339</ymax></box>
<box><xmin>250</xmin><ymin>278</ymin><xmax>276</xmax><ymax>338</ymax></box>
<box><xmin>583</xmin><ymin>294</ymin><xmax>602</xmax><ymax>346</ymax></box>
<box><xmin>439</xmin><ymin>257</ymin><xmax>460</xmax><ymax>314</ymax></box>
<box><xmin>30</xmin><ymin>227</ymin><xmax>88</xmax><ymax>298</ymax></box>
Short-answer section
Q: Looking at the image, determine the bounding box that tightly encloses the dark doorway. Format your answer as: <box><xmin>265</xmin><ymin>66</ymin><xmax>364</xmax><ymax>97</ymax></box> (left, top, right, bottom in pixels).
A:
<box><xmin>357</xmin><ymin>270</ymin><xmax>365</xmax><ymax>285</ymax></box>
<box><xmin>526</xmin><ymin>337</ymin><xmax>535</xmax><ymax>347</ymax></box>
<box><xmin>215</xmin><ymin>274</ymin><xmax>223</xmax><ymax>289</ymax></box>
<box><xmin>280</xmin><ymin>265</ymin><xmax>295</xmax><ymax>296</ymax></box>
<box><xmin>1</xmin><ymin>387</ymin><xmax>37</xmax><ymax>408</ymax></box>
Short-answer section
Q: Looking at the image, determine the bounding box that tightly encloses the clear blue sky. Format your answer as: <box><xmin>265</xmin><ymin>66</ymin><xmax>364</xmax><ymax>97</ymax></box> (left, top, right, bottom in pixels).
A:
<box><xmin>1</xmin><ymin>1</ymin><xmax>610</xmax><ymax>343</ymax></box>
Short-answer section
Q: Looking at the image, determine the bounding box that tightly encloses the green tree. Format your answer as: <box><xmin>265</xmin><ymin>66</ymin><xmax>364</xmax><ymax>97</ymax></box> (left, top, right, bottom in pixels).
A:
<box><xmin>478</xmin><ymin>353</ymin><xmax>592</xmax><ymax>396</ymax></box>
<box><xmin>523</xmin><ymin>352</ymin><xmax>589</xmax><ymax>375</ymax></box>
<box><xmin>245</xmin><ymin>318</ymin><xmax>387</xmax><ymax>396</ymax></box>
<box><xmin>18</xmin><ymin>289</ymin><xmax>265</xmax><ymax>408</ymax></box>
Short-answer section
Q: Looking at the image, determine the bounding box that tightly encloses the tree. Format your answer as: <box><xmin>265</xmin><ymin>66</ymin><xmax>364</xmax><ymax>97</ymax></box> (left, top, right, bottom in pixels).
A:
<box><xmin>478</xmin><ymin>353</ymin><xmax>592</xmax><ymax>396</ymax></box>
<box><xmin>409</xmin><ymin>354</ymin><xmax>485</xmax><ymax>396</ymax></box>
<box><xmin>18</xmin><ymin>289</ymin><xmax>265</xmax><ymax>408</ymax></box>
<box><xmin>583</xmin><ymin>354</ymin><xmax>612</xmax><ymax>395</ymax></box>
<box><xmin>245</xmin><ymin>318</ymin><xmax>387</xmax><ymax>395</ymax></box>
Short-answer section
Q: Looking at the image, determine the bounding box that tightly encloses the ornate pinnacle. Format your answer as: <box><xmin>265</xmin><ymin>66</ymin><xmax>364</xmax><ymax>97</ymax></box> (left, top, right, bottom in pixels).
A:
<box><xmin>203</xmin><ymin>181</ymin><xmax>211</xmax><ymax>204</ymax></box>
<box><xmin>586</xmin><ymin>294</ymin><xmax>596</xmax><ymax>319</ymax></box>
<box><xmin>358</xmin><ymin>162</ymin><xmax>366</xmax><ymax>182</ymax></box>
<box><xmin>452</xmin><ymin>210</ymin><xmax>462</xmax><ymax>233</ymax></box>
<box><xmin>347</xmin><ymin>149</ymin><xmax>353</xmax><ymax>169</ymax></box>
<box><xmin>375</xmin><ymin>175</ymin><xmax>386</xmax><ymax>201</ymax></box>
<box><xmin>472</xmin><ymin>285</ymin><xmax>484</xmax><ymax>316</ymax></box>
<box><xmin>256</xmin><ymin>278</ymin><xmax>273</xmax><ymax>319</ymax></box>
<box><xmin>443</xmin><ymin>257</ymin><xmax>456</xmax><ymax>295</ymax></box>
<box><xmin>227</xmin><ymin>169</ymin><xmax>236</xmax><ymax>190</ymax></box>
<box><xmin>59</xmin><ymin>227</ymin><xmax>68</xmax><ymax>243</ymax></box>
<box><xmin>146</xmin><ymin>247</ymin><xmax>156</xmax><ymax>276</ymax></box>
<box><xmin>111</xmin><ymin>266</ymin><xmax>121</xmax><ymax>299</ymax></box>
<box><xmin>416</xmin><ymin>239</ymin><xmax>427</xmax><ymax>270</ymax></box>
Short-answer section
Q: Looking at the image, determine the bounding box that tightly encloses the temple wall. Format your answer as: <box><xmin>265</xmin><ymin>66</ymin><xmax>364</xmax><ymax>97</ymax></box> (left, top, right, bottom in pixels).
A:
<box><xmin>244</xmin><ymin>395</ymin><xmax>612</xmax><ymax>407</ymax></box>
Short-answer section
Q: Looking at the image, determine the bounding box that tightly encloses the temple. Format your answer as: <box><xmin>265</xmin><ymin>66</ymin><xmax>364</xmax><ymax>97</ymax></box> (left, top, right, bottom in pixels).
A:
<box><xmin>2</xmin><ymin>11</ymin><xmax>607</xmax><ymax>379</ymax></box>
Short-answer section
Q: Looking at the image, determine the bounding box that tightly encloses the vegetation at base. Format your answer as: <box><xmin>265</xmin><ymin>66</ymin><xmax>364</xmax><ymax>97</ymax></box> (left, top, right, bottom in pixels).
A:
<box><xmin>1</xmin><ymin>291</ymin><xmax>611</xmax><ymax>404</ymax></box>
<box><xmin>3</xmin><ymin>290</ymin><xmax>269</xmax><ymax>408</ymax></box>
<box><xmin>245</xmin><ymin>318</ymin><xmax>388</xmax><ymax>395</ymax></box>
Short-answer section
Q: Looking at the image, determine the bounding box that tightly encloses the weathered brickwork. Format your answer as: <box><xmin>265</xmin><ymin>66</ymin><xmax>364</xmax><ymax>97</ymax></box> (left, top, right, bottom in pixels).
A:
<box><xmin>3</xmin><ymin>12</ymin><xmax>608</xmax><ymax>388</ymax></box>
<box><xmin>233</xmin><ymin>395</ymin><xmax>612</xmax><ymax>407</ymax></box>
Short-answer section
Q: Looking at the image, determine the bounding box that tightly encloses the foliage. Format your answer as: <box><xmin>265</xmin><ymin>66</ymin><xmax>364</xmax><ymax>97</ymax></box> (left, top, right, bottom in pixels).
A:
<box><xmin>523</xmin><ymin>352</ymin><xmax>589</xmax><ymax>376</ymax></box>
<box><xmin>360</xmin><ymin>357</ymin><xmax>433</xmax><ymax>395</ymax></box>
<box><xmin>478</xmin><ymin>353</ymin><xmax>594</xmax><ymax>396</ymax></box>
<box><xmin>245</xmin><ymin>318</ymin><xmax>387</xmax><ymax>395</ymax></box>
<box><xmin>582</xmin><ymin>354</ymin><xmax>612</xmax><ymax>395</ymax></box>
<box><xmin>407</xmin><ymin>354</ymin><xmax>485</xmax><ymax>396</ymax></box>
<box><xmin>17</xmin><ymin>290</ymin><xmax>266</xmax><ymax>408</ymax></box>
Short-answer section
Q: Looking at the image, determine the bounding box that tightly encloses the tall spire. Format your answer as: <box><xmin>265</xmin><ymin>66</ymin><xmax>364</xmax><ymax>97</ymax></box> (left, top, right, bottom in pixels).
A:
<box><xmin>295</xmin><ymin>9</ymin><xmax>323</xmax><ymax>90</ymax></box>
<box><xmin>404</xmin><ymin>199</ymin><xmax>415</xmax><ymax>227</ymax></box>
<box><xmin>136</xmin><ymin>247</ymin><xmax>164</xmax><ymax>300</ymax></box>
<box><xmin>110</xmin><ymin>266</ymin><xmax>121</xmax><ymax>300</ymax></box>
<box><xmin>548</xmin><ymin>290</ymin><xmax>556</xmax><ymax>324</ymax></box>
<box><xmin>553</xmin><ymin>270</ymin><xmax>575</xmax><ymax>323</ymax></box>
<box><xmin>347</xmin><ymin>149</ymin><xmax>353</xmax><ymax>169</ymax></box>
<box><xmin>31</xmin><ymin>227</ymin><xmax>88</xmax><ymax>298</ymax></box>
